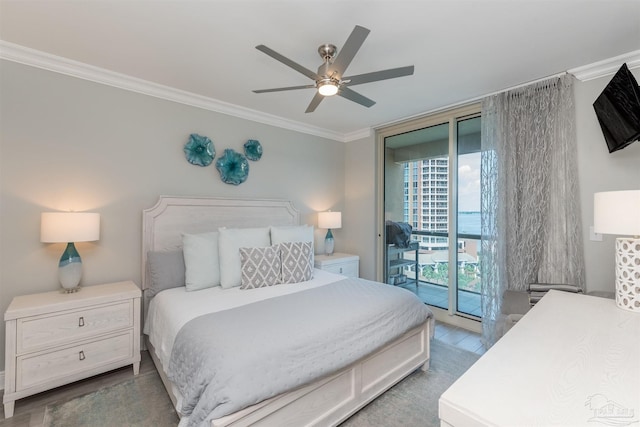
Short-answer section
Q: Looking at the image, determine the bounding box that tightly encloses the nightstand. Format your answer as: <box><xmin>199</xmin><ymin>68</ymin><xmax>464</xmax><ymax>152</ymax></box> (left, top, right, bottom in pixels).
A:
<box><xmin>3</xmin><ymin>281</ymin><xmax>141</xmax><ymax>418</ymax></box>
<box><xmin>314</xmin><ymin>253</ymin><xmax>359</xmax><ymax>278</ymax></box>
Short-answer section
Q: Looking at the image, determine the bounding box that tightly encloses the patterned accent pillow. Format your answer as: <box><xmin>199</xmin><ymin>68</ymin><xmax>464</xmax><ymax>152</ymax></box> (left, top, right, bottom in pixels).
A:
<box><xmin>279</xmin><ymin>241</ymin><xmax>313</xmax><ymax>284</ymax></box>
<box><xmin>270</xmin><ymin>225</ymin><xmax>315</xmax><ymax>265</ymax></box>
<box><xmin>219</xmin><ymin>227</ymin><xmax>271</xmax><ymax>289</ymax></box>
<box><xmin>239</xmin><ymin>246</ymin><xmax>282</xmax><ymax>289</ymax></box>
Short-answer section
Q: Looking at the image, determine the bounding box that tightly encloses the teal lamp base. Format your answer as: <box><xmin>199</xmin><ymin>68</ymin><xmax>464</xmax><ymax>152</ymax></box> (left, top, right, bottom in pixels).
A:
<box><xmin>58</xmin><ymin>242</ymin><xmax>82</xmax><ymax>293</ymax></box>
<box><xmin>325</xmin><ymin>229</ymin><xmax>335</xmax><ymax>256</ymax></box>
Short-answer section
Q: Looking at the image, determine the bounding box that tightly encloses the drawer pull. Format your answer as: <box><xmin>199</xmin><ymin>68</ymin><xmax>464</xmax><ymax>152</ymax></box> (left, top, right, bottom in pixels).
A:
<box><xmin>79</xmin><ymin>350</ymin><xmax>85</xmax><ymax>361</ymax></box>
<box><xmin>78</xmin><ymin>317</ymin><xmax>85</xmax><ymax>327</ymax></box>
<box><xmin>339</xmin><ymin>267</ymin><xmax>343</xmax><ymax>273</ymax></box>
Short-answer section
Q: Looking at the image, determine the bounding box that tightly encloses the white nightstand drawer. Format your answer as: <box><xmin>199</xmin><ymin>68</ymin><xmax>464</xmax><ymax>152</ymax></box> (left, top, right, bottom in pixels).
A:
<box><xmin>16</xmin><ymin>330</ymin><xmax>133</xmax><ymax>390</ymax></box>
<box><xmin>4</xmin><ymin>281</ymin><xmax>141</xmax><ymax>419</ymax></box>
<box><xmin>17</xmin><ymin>301</ymin><xmax>133</xmax><ymax>354</ymax></box>
<box><xmin>314</xmin><ymin>253</ymin><xmax>359</xmax><ymax>278</ymax></box>
<box><xmin>322</xmin><ymin>263</ymin><xmax>359</xmax><ymax>277</ymax></box>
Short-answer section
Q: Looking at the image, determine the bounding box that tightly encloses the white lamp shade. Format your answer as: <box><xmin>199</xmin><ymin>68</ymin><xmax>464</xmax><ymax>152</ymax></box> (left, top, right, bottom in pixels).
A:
<box><xmin>318</xmin><ymin>211</ymin><xmax>342</xmax><ymax>229</ymax></box>
<box><xmin>41</xmin><ymin>212</ymin><xmax>100</xmax><ymax>243</ymax></box>
<box><xmin>594</xmin><ymin>190</ymin><xmax>640</xmax><ymax>236</ymax></box>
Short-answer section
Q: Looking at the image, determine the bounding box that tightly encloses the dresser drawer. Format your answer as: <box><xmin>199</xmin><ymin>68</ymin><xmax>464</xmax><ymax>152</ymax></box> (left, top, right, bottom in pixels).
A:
<box><xmin>17</xmin><ymin>301</ymin><xmax>133</xmax><ymax>354</ymax></box>
<box><xmin>16</xmin><ymin>331</ymin><xmax>133</xmax><ymax>390</ymax></box>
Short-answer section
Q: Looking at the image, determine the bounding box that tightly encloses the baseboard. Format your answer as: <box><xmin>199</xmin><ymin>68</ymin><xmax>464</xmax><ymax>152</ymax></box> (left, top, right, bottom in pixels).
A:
<box><xmin>430</xmin><ymin>306</ymin><xmax>482</xmax><ymax>334</ymax></box>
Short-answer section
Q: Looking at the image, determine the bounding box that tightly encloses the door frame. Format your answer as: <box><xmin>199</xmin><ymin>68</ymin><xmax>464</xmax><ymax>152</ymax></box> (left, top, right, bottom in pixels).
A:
<box><xmin>375</xmin><ymin>103</ymin><xmax>481</xmax><ymax>330</ymax></box>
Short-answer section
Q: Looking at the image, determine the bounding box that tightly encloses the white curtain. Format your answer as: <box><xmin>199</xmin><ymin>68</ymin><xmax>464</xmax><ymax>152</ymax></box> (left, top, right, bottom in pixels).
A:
<box><xmin>480</xmin><ymin>74</ymin><xmax>585</xmax><ymax>347</ymax></box>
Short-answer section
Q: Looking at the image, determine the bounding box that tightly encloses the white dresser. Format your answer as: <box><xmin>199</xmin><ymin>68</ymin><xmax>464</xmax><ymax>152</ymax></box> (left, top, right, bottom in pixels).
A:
<box><xmin>439</xmin><ymin>290</ymin><xmax>640</xmax><ymax>426</ymax></box>
<box><xmin>314</xmin><ymin>253</ymin><xmax>359</xmax><ymax>278</ymax></box>
<box><xmin>3</xmin><ymin>281</ymin><xmax>141</xmax><ymax>418</ymax></box>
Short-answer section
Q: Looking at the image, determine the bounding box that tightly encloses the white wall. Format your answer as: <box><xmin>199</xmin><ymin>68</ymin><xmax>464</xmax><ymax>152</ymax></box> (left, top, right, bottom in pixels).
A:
<box><xmin>576</xmin><ymin>69</ymin><xmax>640</xmax><ymax>293</ymax></box>
<box><xmin>345</xmin><ymin>70</ymin><xmax>640</xmax><ymax>293</ymax></box>
<box><xmin>344</xmin><ymin>135</ymin><xmax>377</xmax><ymax>280</ymax></box>
<box><xmin>0</xmin><ymin>60</ymin><xmax>347</xmax><ymax>370</ymax></box>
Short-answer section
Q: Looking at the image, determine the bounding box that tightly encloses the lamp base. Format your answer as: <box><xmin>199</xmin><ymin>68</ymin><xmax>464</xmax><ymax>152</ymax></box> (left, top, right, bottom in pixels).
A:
<box><xmin>325</xmin><ymin>229</ymin><xmax>335</xmax><ymax>256</ymax></box>
<box><xmin>59</xmin><ymin>242</ymin><xmax>83</xmax><ymax>293</ymax></box>
<box><xmin>614</xmin><ymin>237</ymin><xmax>640</xmax><ymax>312</ymax></box>
<box><xmin>60</xmin><ymin>285</ymin><xmax>81</xmax><ymax>294</ymax></box>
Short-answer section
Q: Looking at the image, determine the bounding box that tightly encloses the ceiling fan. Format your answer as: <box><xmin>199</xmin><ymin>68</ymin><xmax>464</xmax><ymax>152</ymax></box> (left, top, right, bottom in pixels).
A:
<box><xmin>253</xmin><ymin>25</ymin><xmax>415</xmax><ymax>113</ymax></box>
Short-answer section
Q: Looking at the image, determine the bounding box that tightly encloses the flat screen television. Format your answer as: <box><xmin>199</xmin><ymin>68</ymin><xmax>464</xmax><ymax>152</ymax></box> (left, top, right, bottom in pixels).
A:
<box><xmin>593</xmin><ymin>63</ymin><xmax>640</xmax><ymax>153</ymax></box>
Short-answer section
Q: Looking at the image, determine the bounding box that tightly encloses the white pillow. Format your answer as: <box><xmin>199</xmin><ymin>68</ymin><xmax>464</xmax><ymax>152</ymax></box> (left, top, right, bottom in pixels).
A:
<box><xmin>218</xmin><ymin>227</ymin><xmax>271</xmax><ymax>288</ymax></box>
<box><xmin>270</xmin><ymin>225</ymin><xmax>314</xmax><ymax>263</ymax></box>
<box><xmin>182</xmin><ymin>231</ymin><xmax>220</xmax><ymax>291</ymax></box>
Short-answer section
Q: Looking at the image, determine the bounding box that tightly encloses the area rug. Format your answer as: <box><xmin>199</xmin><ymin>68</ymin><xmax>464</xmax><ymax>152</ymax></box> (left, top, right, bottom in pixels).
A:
<box><xmin>42</xmin><ymin>339</ymin><xmax>479</xmax><ymax>427</ymax></box>
<box><xmin>340</xmin><ymin>339</ymin><xmax>481</xmax><ymax>427</ymax></box>
<box><xmin>43</xmin><ymin>370</ymin><xmax>178</xmax><ymax>427</ymax></box>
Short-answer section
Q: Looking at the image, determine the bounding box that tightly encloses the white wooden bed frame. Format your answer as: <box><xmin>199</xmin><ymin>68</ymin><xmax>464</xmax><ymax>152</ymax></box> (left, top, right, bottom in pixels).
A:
<box><xmin>142</xmin><ymin>196</ymin><xmax>432</xmax><ymax>427</ymax></box>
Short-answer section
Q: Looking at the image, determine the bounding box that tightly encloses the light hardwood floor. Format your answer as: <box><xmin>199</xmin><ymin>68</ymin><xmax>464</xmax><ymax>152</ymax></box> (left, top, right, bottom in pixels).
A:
<box><xmin>434</xmin><ymin>321</ymin><xmax>486</xmax><ymax>355</ymax></box>
<box><xmin>0</xmin><ymin>321</ymin><xmax>484</xmax><ymax>426</ymax></box>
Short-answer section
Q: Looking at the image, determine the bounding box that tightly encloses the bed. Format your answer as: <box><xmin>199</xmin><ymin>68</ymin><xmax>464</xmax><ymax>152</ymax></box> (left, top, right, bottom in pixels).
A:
<box><xmin>141</xmin><ymin>196</ymin><xmax>434</xmax><ymax>427</ymax></box>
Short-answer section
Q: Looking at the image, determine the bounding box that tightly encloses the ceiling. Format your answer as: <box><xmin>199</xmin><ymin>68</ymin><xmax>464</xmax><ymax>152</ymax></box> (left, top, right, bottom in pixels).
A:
<box><xmin>1</xmin><ymin>1</ymin><xmax>639</xmax><ymax>141</ymax></box>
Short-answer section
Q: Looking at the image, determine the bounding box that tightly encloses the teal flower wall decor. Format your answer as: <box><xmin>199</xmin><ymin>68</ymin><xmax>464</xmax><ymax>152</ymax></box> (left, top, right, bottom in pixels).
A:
<box><xmin>244</xmin><ymin>139</ymin><xmax>263</xmax><ymax>161</ymax></box>
<box><xmin>216</xmin><ymin>149</ymin><xmax>249</xmax><ymax>185</ymax></box>
<box><xmin>184</xmin><ymin>133</ymin><xmax>215</xmax><ymax>166</ymax></box>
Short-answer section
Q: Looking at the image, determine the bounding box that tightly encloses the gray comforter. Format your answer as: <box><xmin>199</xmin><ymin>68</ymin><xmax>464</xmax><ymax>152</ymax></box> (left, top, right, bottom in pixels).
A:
<box><xmin>167</xmin><ymin>277</ymin><xmax>433</xmax><ymax>427</ymax></box>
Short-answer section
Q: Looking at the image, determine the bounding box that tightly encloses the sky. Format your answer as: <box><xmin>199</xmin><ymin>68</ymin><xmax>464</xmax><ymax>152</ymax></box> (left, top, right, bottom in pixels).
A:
<box><xmin>457</xmin><ymin>152</ymin><xmax>481</xmax><ymax>212</ymax></box>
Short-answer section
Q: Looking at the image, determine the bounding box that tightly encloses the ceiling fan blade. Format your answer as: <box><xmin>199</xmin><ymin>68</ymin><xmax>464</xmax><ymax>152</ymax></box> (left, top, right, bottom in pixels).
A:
<box><xmin>256</xmin><ymin>45</ymin><xmax>320</xmax><ymax>81</ymax></box>
<box><xmin>338</xmin><ymin>87</ymin><xmax>376</xmax><ymax>108</ymax></box>
<box><xmin>329</xmin><ymin>25</ymin><xmax>370</xmax><ymax>77</ymax></box>
<box><xmin>344</xmin><ymin>65</ymin><xmax>415</xmax><ymax>86</ymax></box>
<box><xmin>253</xmin><ymin>84</ymin><xmax>316</xmax><ymax>93</ymax></box>
<box><xmin>305</xmin><ymin>92</ymin><xmax>324</xmax><ymax>113</ymax></box>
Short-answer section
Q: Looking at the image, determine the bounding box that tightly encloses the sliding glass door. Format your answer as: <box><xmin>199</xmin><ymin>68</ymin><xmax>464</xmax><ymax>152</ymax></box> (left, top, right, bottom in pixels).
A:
<box><xmin>379</xmin><ymin>105</ymin><xmax>482</xmax><ymax>319</ymax></box>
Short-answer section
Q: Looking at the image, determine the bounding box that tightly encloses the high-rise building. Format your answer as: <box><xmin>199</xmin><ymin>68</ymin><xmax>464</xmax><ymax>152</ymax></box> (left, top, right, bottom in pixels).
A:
<box><xmin>403</xmin><ymin>158</ymin><xmax>449</xmax><ymax>251</ymax></box>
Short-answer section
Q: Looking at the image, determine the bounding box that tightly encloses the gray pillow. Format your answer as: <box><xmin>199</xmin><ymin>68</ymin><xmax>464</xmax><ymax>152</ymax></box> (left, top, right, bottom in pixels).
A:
<box><xmin>279</xmin><ymin>241</ymin><xmax>313</xmax><ymax>284</ymax></box>
<box><xmin>239</xmin><ymin>246</ymin><xmax>282</xmax><ymax>290</ymax></box>
<box><xmin>147</xmin><ymin>250</ymin><xmax>185</xmax><ymax>298</ymax></box>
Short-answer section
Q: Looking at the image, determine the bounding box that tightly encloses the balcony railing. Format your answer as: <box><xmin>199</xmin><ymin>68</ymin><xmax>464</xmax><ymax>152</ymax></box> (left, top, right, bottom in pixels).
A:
<box><xmin>398</xmin><ymin>230</ymin><xmax>482</xmax><ymax>312</ymax></box>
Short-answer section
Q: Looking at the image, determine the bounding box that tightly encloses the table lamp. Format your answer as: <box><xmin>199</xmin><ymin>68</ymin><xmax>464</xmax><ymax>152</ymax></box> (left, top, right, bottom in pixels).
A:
<box><xmin>41</xmin><ymin>212</ymin><xmax>100</xmax><ymax>292</ymax></box>
<box><xmin>593</xmin><ymin>190</ymin><xmax>640</xmax><ymax>312</ymax></box>
<box><xmin>318</xmin><ymin>211</ymin><xmax>342</xmax><ymax>256</ymax></box>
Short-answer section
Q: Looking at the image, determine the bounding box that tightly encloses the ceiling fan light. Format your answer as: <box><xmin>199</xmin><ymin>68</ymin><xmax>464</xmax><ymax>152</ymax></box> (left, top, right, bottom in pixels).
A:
<box><xmin>318</xmin><ymin>81</ymin><xmax>339</xmax><ymax>96</ymax></box>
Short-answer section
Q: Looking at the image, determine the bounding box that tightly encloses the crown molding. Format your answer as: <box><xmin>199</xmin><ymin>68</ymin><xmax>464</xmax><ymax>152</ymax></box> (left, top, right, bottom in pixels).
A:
<box><xmin>5</xmin><ymin>40</ymin><xmax>636</xmax><ymax>141</ymax></box>
<box><xmin>343</xmin><ymin>127</ymin><xmax>373</xmax><ymax>142</ymax></box>
<box><xmin>569</xmin><ymin>50</ymin><xmax>640</xmax><ymax>81</ymax></box>
<box><xmin>0</xmin><ymin>40</ymin><xmax>351</xmax><ymax>142</ymax></box>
